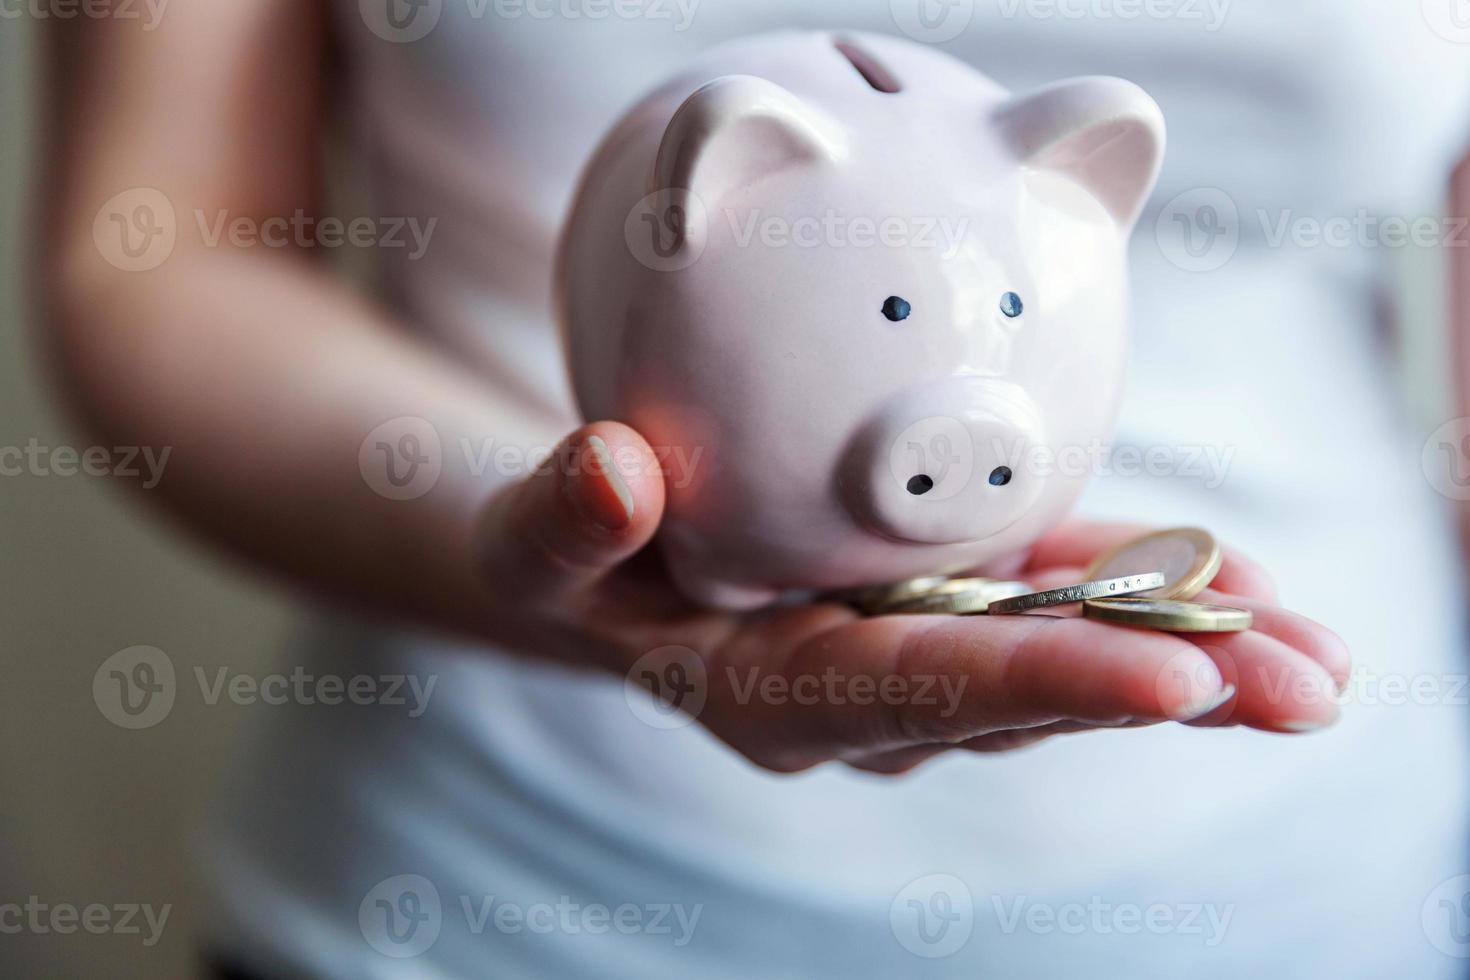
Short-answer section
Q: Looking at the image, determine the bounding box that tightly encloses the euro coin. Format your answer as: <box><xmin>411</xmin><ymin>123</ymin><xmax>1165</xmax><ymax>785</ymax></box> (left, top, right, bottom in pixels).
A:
<box><xmin>824</xmin><ymin>575</ymin><xmax>950</xmax><ymax>613</ymax></box>
<box><xmin>1082</xmin><ymin>597</ymin><xmax>1252</xmax><ymax>633</ymax></box>
<box><xmin>879</xmin><ymin>579</ymin><xmax>1033</xmax><ymax>616</ymax></box>
<box><xmin>986</xmin><ymin>572</ymin><xmax>1167</xmax><ymax>615</ymax></box>
<box><xmin>1083</xmin><ymin>527</ymin><xmax>1222</xmax><ymax>600</ymax></box>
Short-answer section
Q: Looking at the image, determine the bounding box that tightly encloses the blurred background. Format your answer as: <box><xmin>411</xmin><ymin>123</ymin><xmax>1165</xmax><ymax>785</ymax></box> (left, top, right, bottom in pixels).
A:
<box><xmin>1</xmin><ymin>20</ymin><xmax>295</xmax><ymax>978</ymax></box>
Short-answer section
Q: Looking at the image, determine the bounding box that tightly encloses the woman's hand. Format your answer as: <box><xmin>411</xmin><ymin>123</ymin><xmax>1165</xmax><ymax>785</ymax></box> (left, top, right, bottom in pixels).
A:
<box><xmin>478</xmin><ymin>421</ymin><xmax>1352</xmax><ymax>776</ymax></box>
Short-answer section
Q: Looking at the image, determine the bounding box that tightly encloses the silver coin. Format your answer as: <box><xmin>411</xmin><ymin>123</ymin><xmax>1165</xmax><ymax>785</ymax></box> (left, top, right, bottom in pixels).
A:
<box><xmin>878</xmin><ymin>580</ymin><xmax>1033</xmax><ymax>616</ymax></box>
<box><xmin>986</xmin><ymin>572</ymin><xmax>1168</xmax><ymax>615</ymax></box>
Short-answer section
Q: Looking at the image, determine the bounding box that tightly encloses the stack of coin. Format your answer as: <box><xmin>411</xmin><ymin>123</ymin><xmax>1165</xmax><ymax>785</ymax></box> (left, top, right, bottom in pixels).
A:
<box><xmin>823</xmin><ymin>528</ymin><xmax>1252</xmax><ymax>632</ymax></box>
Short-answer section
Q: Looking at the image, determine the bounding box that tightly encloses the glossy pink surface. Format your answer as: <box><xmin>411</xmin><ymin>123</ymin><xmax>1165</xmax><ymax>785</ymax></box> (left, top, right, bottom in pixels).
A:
<box><xmin>557</xmin><ymin>30</ymin><xmax>1165</xmax><ymax>609</ymax></box>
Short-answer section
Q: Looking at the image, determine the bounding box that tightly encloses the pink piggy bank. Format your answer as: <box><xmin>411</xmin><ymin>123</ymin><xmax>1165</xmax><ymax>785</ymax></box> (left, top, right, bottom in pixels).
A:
<box><xmin>558</xmin><ymin>31</ymin><xmax>1165</xmax><ymax>610</ymax></box>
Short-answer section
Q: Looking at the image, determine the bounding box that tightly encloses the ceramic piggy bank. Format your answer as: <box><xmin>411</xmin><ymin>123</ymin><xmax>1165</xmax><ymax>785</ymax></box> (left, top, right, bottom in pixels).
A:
<box><xmin>558</xmin><ymin>31</ymin><xmax>1165</xmax><ymax>610</ymax></box>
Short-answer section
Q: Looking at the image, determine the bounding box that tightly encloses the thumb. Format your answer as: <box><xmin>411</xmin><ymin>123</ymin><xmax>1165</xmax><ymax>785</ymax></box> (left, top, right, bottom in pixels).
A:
<box><xmin>478</xmin><ymin>421</ymin><xmax>666</xmax><ymax>600</ymax></box>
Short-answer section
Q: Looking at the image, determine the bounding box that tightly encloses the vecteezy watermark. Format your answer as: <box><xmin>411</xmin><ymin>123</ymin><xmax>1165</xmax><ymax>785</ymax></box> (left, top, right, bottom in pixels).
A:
<box><xmin>624</xmin><ymin>646</ymin><xmax>709</xmax><ymax>731</ymax></box>
<box><xmin>194</xmin><ymin>210</ymin><xmax>437</xmax><ymax>261</ymax></box>
<box><xmin>0</xmin><ymin>0</ymin><xmax>168</xmax><ymax>29</ymax></box>
<box><xmin>93</xmin><ymin>188</ymin><xmax>177</xmax><ymax>273</ymax></box>
<box><xmin>0</xmin><ymin>897</ymin><xmax>171</xmax><ymax>947</ymax></box>
<box><xmin>991</xmin><ymin>895</ymin><xmax>1234</xmax><ymax>946</ymax></box>
<box><xmin>994</xmin><ymin>0</ymin><xmax>1231</xmax><ymax>31</ymax></box>
<box><xmin>889</xmin><ymin>0</ymin><xmax>976</xmax><ymax>43</ymax></box>
<box><xmin>722</xmin><ymin>209</ymin><xmax>972</xmax><ymax>262</ymax></box>
<box><xmin>1157</xmin><ymin>187</ymin><xmax>1470</xmax><ymax>273</ymax></box>
<box><xmin>92</xmin><ymin>647</ymin><xmax>438</xmax><ymax>730</ymax></box>
<box><xmin>358</xmin><ymin>0</ymin><xmax>699</xmax><ymax>44</ymax></box>
<box><xmin>92</xmin><ymin>189</ymin><xmax>438</xmax><ymax>273</ymax></box>
<box><xmin>624</xmin><ymin>197</ymin><xmax>975</xmax><ymax>272</ymax></box>
<box><xmin>360</xmin><ymin>875</ymin><xmax>443</xmax><ymax>958</ymax></box>
<box><xmin>893</xmin><ymin>425</ymin><xmax>1236</xmax><ymax>496</ymax></box>
<box><xmin>622</xmin><ymin>647</ymin><xmax>969</xmax><ymax>730</ymax></box>
<box><xmin>0</xmin><ymin>439</ymin><xmax>171</xmax><ymax>489</ymax></box>
<box><xmin>890</xmin><ymin>875</ymin><xmax>974</xmax><ymax>958</ymax></box>
<box><xmin>360</xmin><ymin>418</ymin><xmax>445</xmax><ymax>502</ymax></box>
<box><xmin>1423</xmin><ymin>417</ymin><xmax>1470</xmax><ymax>501</ymax></box>
<box><xmin>1424</xmin><ymin>874</ymin><xmax>1470</xmax><ymax>957</ymax></box>
<box><xmin>725</xmin><ymin>667</ymin><xmax>968</xmax><ymax>718</ymax></box>
<box><xmin>358</xmin><ymin>417</ymin><xmax>705</xmax><ymax>502</ymax></box>
<box><xmin>1155</xmin><ymin>187</ymin><xmax>1240</xmax><ymax>273</ymax></box>
<box><xmin>625</xmin><ymin>189</ymin><xmax>708</xmax><ymax>273</ymax></box>
<box><xmin>358</xmin><ymin>875</ymin><xmax>702</xmax><ymax>958</ymax></box>
<box><xmin>1422</xmin><ymin>0</ymin><xmax>1470</xmax><ymax>44</ymax></box>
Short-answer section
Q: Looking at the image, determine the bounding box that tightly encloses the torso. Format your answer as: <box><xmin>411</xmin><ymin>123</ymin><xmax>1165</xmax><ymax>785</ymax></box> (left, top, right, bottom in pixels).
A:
<box><xmin>203</xmin><ymin>4</ymin><xmax>1470</xmax><ymax>976</ymax></box>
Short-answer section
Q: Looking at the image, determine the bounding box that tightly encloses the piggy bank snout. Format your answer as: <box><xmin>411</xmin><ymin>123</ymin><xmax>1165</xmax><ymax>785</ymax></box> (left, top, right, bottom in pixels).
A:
<box><xmin>842</xmin><ymin>380</ymin><xmax>1047</xmax><ymax>546</ymax></box>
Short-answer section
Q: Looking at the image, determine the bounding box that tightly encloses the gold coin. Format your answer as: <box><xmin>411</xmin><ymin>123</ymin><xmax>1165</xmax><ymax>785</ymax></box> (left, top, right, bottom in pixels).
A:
<box><xmin>986</xmin><ymin>572</ymin><xmax>1168</xmax><ymax>615</ymax></box>
<box><xmin>823</xmin><ymin>575</ymin><xmax>950</xmax><ymax>612</ymax></box>
<box><xmin>879</xmin><ymin>580</ymin><xmax>1033</xmax><ymax>616</ymax></box>
<box><xmin>1082</xmin><ymin>597</ymin><xmax>1252</xmax><ymax>633</ymax></box>
<box><xmin>1083</xmin><ymin>528</ymin><xmax>1221</xmax><ymax>600</ymax></box>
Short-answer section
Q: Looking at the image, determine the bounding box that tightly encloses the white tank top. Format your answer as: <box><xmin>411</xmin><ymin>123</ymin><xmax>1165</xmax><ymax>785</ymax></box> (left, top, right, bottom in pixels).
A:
<box><xmin>203</xmin><ymin>4</ymin><xmax>1470</xmax><ymax>977</ymax></box>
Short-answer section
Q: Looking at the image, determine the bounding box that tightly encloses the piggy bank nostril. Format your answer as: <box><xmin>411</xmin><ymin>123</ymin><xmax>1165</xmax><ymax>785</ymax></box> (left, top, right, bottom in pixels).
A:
<box><xmin>989</xmin><ymin>466</ymin><xmax>1013</xmax><ymax>487</ymax></box>
<box><xmin>906</xmin><ymin>474</ymin><xmax>935</xmax><ymax>496</ymax></box>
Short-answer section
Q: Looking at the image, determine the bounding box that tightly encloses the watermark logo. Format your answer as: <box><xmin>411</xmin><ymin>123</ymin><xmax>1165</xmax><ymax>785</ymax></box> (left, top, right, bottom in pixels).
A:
<box><xmin>1424</xmin><ymin>874</ymin><xmax>1470</xmax><ymax>957</ymax></box>
<box><xmin>625</xmin><ymin>189</ymin><xmax>707</xmax><ymax>273</ymax></box>
<box><xmin>0</xmin><ymin>0</ymin><xmax>170</xmax><ymax>30</ymax></box>
<box><xmin>360</xmin><ymin>417</ymin><xmax>443</xmax><ymax>501</ymax></box>
<box><xmin>624</xmin><ymin>645</ymin><xmax>708</xmax><ymax>730</ymax></box>
<box><xmin>1422</xmin><ymin>0</ymin><xmax>1470</xmax><ymax>44</ymax></box>
<box><xmin>0</xmin><ymin>440</ymin><xmax>171</xmax><ymax>488</ymax></box>
<box><xmin>890</xmin><ymin>0</ymin><xmax>975</xmax><ymax>43</ymax></box>
<box><xmin>1422</xmin><ymin>418</ymin><xmax>1470</xmax><ymax>501</ymax></box>
<box><xmin>992</xmin><ymin>895</ymin><xmax>1233</xmax><ymax>945</ymax></box>
<box><xmin>361</xmin><ymin>874</ymin><xmax>443</xmax><ymax>958</ymax></box>
<box><xmin>889</xmin><ymin>416</ymin><xmax>976</xmax><ymax>503</ymax></box>
<box><xmin>360</xmin><ymin>0</ymin><xmax>443</xmax><ymax>42</ymax></box>
<box><xmin>0</xmin><ymin>897</ymin><xmax>170</xmax><ymax>946</ymax></box>
<box><xmin>723</xmin><ymin>209</ymin><xmax>971</xmax><ymax>261</ymax></box>
<box><xmin>93</xmin><ymin>188</ymin><xmax>176</xmax><ymax>273</ymax></box>
<box><xmin>92</xmin><ymin>646</ymin><xmax>176</xmax><ymax>730</ymax></box>
<box><xmin>995</xmin><ymin>0</ymin><xmax>1231</xmax><ymax>31</ymax></box>
<box><xmin>1156</xmin><ymin>187</ymin><xmax>1239</xmax><ymax>272</ymax></box>
<box><xmin>891</xmin><ymin>874</ymin><xmax>974</xmax><ymax>958</ymax></box>
<box><xmin>194</xmin><ymin>209</ymin><xmax>436</xmax><ymax>260</ymax></box>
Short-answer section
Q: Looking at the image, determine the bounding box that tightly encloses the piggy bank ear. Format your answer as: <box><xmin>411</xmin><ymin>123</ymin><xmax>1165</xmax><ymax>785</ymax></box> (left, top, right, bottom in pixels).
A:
<box><xmin>994</xmin><ymin>76</ymin><xmax>1165</xmax><ymax>229</ymax></box>
<box><xmin>652</xmin><ymin>75</ymin><xmax>846</xmax><ymax>218</ymax></box>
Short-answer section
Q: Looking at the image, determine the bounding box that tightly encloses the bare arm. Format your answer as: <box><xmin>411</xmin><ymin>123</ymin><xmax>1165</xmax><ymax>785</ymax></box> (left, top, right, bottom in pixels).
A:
<box><xmin>41</xmin><ymin>0</ymin><xmax>567</xmax><ymax>646</ymax></box>
<box><xmin>1452</xmin><ymin>151</ymin><xmax>1470</xmax><ymax>555</ymax></box>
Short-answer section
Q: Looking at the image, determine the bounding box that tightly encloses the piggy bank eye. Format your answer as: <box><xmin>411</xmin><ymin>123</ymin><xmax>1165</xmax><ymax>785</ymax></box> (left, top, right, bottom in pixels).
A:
<box><xmin>882</xmin><ymin>296</ymin><xmax>912</xmax><ymax>322</ymax></box>
<box><xmin>999</xmin><ymin>292</ymin><xmax>1024</xmax><ymax>318</ymax></box>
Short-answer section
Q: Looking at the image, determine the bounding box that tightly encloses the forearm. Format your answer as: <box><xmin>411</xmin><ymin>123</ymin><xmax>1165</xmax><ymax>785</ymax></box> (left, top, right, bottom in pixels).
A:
<box><xmin>43</xmin><ymin>242</ymin><xmax>569</xmax><ymax>644</ymax></box>
<box><xmin>1452</xmin><ymin>151</ymin><xmax>1470</xmax><ymax>555</ymax></box>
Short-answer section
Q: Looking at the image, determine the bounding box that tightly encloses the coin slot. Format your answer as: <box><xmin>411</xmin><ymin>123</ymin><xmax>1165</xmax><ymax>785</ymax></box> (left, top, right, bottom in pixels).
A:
<box><xmin>835</xmin><ymin>39</ymin><xmax>902</xmax><ymax>94</ymax></box>
<box><xmin>906</xmin><ymin>474</ymin><xmax>935</xmax><ymax>495</ymax></box>
<box><xmin>988</xmin><ymin>466</ymin><xmax>1013</xmax><ymax>487</ymax></box>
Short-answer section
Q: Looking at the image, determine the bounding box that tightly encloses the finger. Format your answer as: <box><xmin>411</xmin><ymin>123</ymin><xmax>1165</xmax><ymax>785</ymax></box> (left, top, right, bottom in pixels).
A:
<box><xmin>845</xmin><ymin>745</ymin><xmax>949</xmax><ymax>775</ymax></box>
<box><xmin>1197</xmin><ymin>588</ymin><xmax>1350</xmax><ymax>694</ymax></box>
<box><xmin>1184</xmin><ymin>630</ymin><xmax>1340</xmax><ymax>733</ymax></box>
<box><xmin>477</xmin><ymin>421</ymin><xmax>665</xmax><ymax>601</ymax></box>
<box><xmin>1024</xmin><ymin>520</ymin><xmax>1278</xmax><ymax>602</ymax></box>
<box><xmin>703</xmin><ymin>611</ymin><xmax>1233</xmax><ymax>769</ymax></box>
<box><xmin>957</xmin><ymin>717</ymin><xmax>1154</xmax><ymax>753</ymax></box>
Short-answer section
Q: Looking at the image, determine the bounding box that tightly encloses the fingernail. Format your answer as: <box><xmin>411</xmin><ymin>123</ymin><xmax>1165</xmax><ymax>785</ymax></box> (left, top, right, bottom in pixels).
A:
<box><xmin>1178</xmin><ymin>683</ymin><xmax>1236</xmax><ymax>721</ymax></box>
<box><xmin>573</xmin><ymin>435</ymin><xmax>634</xmax><ymax>530</ymax></box>
<box><xmin>1279</xmin><ymin>717</ymin><xmax>1334</xmax><ymax>734</ymax></box>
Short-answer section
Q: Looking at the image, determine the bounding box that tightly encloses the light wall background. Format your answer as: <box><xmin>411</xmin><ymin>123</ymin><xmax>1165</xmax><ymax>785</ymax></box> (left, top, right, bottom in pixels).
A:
<box><xmin>1</xmin><ymin>19</ymin><xmax>296</xmax><ymax>979</ymax></box>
